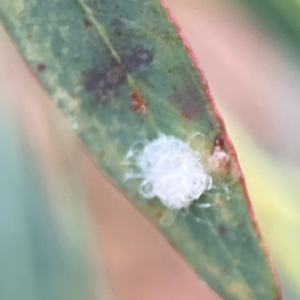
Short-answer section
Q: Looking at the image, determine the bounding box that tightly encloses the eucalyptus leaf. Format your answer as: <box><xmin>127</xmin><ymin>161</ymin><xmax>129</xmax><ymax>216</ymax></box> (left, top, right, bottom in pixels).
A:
<box><xmin>0</xmin><ymin>1</ymin><xmax>280</xmax><ymax>299</ymax></box>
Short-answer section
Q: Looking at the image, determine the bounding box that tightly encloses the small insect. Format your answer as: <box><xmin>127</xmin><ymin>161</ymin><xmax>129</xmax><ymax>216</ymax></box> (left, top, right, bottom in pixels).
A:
<box><xmin>209</xmin><ymin>136</ymin><xmax>230</xmax><ymax>169</ymax></box>
<box><xmin>37</xmin><ymin>63</ymin><xmax>46</xmax><ymax>72</ymax></box>
<box><xmin>124</xmin><ymin>134</ymin><xmax>212</xmax><ymax>209</ymax></box>
<box><xmin>130</xmin><ymin>90</ymin><xmax>147</xmax><ymax>115</ymax></box>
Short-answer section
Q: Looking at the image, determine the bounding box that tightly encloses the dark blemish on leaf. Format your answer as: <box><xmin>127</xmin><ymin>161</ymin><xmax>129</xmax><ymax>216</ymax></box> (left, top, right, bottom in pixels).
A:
<box><xmin>171</xmin><ymin>83</ymin><xmax>202</xmax><ymax>119</ymax></box>
<box><xmin>237</xmin><ymin>222</ymin><xmax>246</xmax><ymax>229</ymax></box>
<box><xmin>99</xmin><ymin>150</ymin><xmax>106</xmax><ymax>157</ymax></box>
<box><xmin>209</xmin><ymin>136</ymin><xmax>231</xmax><ymax>170</ymax></box>
<box><xmin>111</xmin><ymin>18</ymin><xmax>122</xmax><ymax>37</ymax></box>
<box><xmin>83</xmin><ymin>59</ymin><xmax>126</xmax><ymax>103</ymax></box>
<box><xmin>214</xmin><ymin>136</ymin><xmax>225</xmax><ymax>149</ymax></box>
<box><xmin>37</xmin><ymin>63</ymin><xmax>46</xmax><ymax>72</ymax></box>
<box><xmin>84</xmin><ymin>19</ymin><xmax>93</xmax><ymax>27</ymax></box>
<box><xmin>84</xmin><ymin>70</ymin><xmax>104</xmax><ymax>91</ymax></box>
<box><xmin>123</xmin><ymin>47</ymin><xmax>154</xmax><ymax>71</ymax></box>
<box><xmin>156</xmin><ymin>211</ymin><xmax>163</xmax><ymax>219</ymax></box>
<box><xmin>180</xmin><ymin>110</ymin><xmax>193</xmax><ymax>119</ymax></box>
<box><xmin>209</xmin><ymin>120</ymin><xmax>216</xmax><ymax>131</ymax></box>
<box><xmin>130</xmin><ymin>90</ymin><xmax>147</xmax><ymax>115</ymax></box>
<box><xmin>111</xmin><ymin>18</ymin><xmax>122</xmax><ymax>27</ymax></box>
<box><xmin>219</xmin><ymin>225</ymin><xmax>227</xmax><ymax>234</ymax></box>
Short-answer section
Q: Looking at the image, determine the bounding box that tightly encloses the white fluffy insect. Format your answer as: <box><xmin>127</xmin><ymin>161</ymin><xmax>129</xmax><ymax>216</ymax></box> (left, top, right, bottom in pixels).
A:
<box><xmin>124</xmin><ymin>134</ymin><xmax>212</xmax><ymax>209</ymax></box>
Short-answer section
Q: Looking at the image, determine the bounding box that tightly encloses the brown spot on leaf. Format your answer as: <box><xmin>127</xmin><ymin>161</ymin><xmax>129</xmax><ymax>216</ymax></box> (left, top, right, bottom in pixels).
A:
<box><xmin>111</xmin><ymin>18</ymin><xmax>122</xmax><ymax>27</ymax></box>
<box><xmin>219</xmin><ymin>224</ymin><xmax>227</xmax><ymax>234</ymax></box>
<box><xmin>123</xmin><ymin>47</ymin><xmax>154</xmax><ymax>71</ymax></box>
<box><xmin>83</xmin><ymin>59</ymin><xmax>126</xmax><ymax>103</ymax></box>
<box><xmin>84</xmin><ymin>19</ymin><xmax>93</xmax><ymax>27</ymax></box>
<box><xmin>130</xmin><ymin>90</ymin><xmax>147</xmax><ymax>115</ymax></box>
<box><xmin>37</xmin><ymin>63</ymin><xmax>46</xmax><ymax>72</ymax></box>
<box><xmin>171</xmin><ymin>83</ymin><xmax>202</xmax><ymax>119</ymax></box>
<box><xmin>99</xmin><ymin>150</ymin><xmax>106</xmax><ymax>157</ymax></box>
<box><xmin>111</xmin><ymin>18</ymin><xmax>122</xmax><ymax>37</ymax></box>
<box><xmin>209</xmin><ymin>136</ymin><xmax>231</xmax><ymax>170</ymax></box>
<box><xmin>214</xmin><ymin>136</ymin><xmax>225</xmax><ymax>148</ymax></box>
<box><xmin>156</xmin><ymin>211</ymin><xmax>163</xmax><ymax>219</ymax></box>
<box><xmin>209</xmin><ymin>120</ymin><xmax>216</xmax><ymax>131</ymax></box>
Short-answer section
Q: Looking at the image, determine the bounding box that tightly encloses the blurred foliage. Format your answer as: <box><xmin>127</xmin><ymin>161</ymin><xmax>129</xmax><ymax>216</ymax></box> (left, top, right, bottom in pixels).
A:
<box><xmin>0</xmin><ymin>97</ymin><xmax>105</xmax><ymax>300</ymax></box>
<box><xmin>234</xmin><ymin>0</ymin><xmax>300</xmax><ymax>58</ymax></box>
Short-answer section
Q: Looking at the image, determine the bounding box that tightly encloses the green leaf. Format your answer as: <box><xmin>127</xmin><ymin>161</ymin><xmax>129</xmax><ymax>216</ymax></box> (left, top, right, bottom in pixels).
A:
<box><xmin>0</xmin><ymin>1</ymin><xmax>280</xmax><ymax>299</ymax></box>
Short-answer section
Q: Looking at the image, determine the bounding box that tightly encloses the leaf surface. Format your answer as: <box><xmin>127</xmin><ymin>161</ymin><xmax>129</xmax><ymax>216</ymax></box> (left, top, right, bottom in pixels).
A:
<box><xmin>0</xmin><ymin>1</ymin><xmax>280</xmax><ymax>299</ymax></box>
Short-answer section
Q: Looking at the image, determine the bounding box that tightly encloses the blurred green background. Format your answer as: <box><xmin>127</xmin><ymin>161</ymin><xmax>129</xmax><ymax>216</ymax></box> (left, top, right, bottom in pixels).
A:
<box><xmin>0</xmin><ymin>0</ymin><xmax>300</xmax><ymax>299</ymax></box>
<box><xmin>0</xmin><ymin>94</ymin><xmax>107</xmax><ymax>300</ymax></box>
